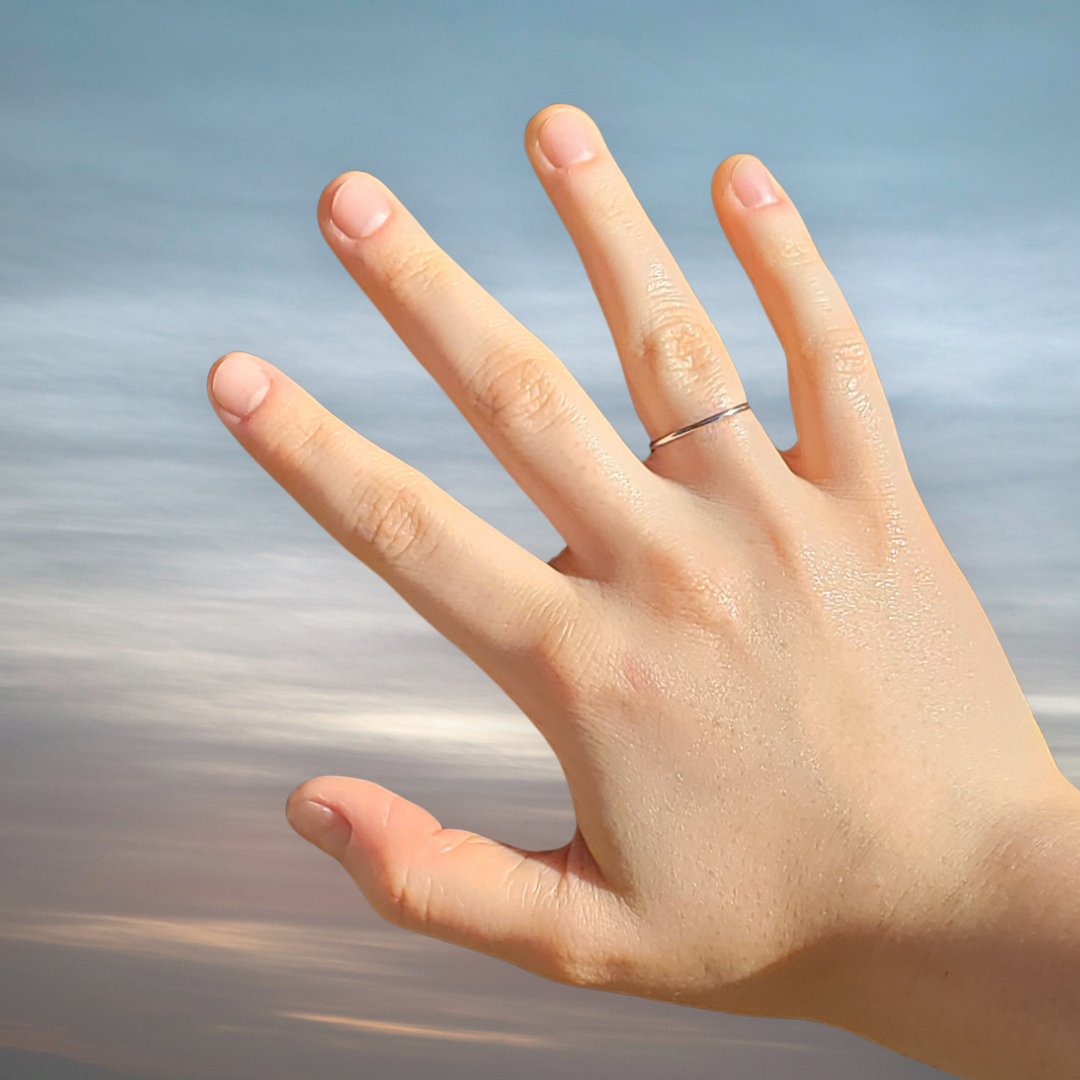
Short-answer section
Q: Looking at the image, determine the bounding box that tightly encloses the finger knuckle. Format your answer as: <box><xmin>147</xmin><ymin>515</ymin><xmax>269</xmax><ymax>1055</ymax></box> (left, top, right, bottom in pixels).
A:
<box><xmin>544</xmin><ymin>920</ymin><xmax>627</xmax><ymax>990</ymax></box>
<box><xmin>800</xmin><ymin>325</ymin><xmax>871</xmax><ymax>378</ymax></box>
<box><xmin>546</xmin><ymin>938</ymin><xmax>609</xmax><ymax>988</ymax></box>
<box><xmin>588</xmin><ymin>188</ymin><xmax>635</xmax><ymax>234</ymax></box>
<box><xmin>638</xmin><ymin>306</ymin><xmax>725</xmax><ymax>390</ymax></box>
<box><xmin>280</xmin><ymin>414</ymin><xmax>340</xmax><ymax>471</ymax></box>
<box><xmin>630</xmin><ymin>516</ymin><xmax>739</xmax><ymax>622</ymax></box>
<box><xmin>472</xmin><ymin>347</ymin><xmax>568</xmax><ymax>437</ymax></box>
<box><xmin>769</xmin><ymin>232</ymin><xmax>818</xmax><ymax>271</ymax></box>
<box><xmin>385</xmin><ymin>862</ymin><xmax>436</xmax><ymax>928</ymax></box>
<box><xmin>344</xmin><ymin>473</ymin><xmax>434</xmax><ymax>564</ymax></box>
<box><xmin>380</xmin><ymin>245</ymin><xmax>447</xmax><ymax>298</ymax></box>
<box><xmin>366</xmin><ymin>799</ymin><xmax>438</xmax><ymax>929</ymax></box>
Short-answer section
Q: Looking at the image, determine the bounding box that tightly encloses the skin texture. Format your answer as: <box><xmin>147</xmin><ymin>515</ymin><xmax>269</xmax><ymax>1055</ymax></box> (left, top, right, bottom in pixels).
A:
<box><xmin>206</xmin><ymin>105</ymin><xmax>1080</xmax><ymax>1078</ymax></box>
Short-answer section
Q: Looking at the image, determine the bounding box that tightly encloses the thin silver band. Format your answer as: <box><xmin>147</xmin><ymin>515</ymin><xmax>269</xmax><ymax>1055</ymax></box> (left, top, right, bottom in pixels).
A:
<box><xmin>649</xmin><ymin>402</ymin><xmax>751</xmax><ymax>451</ymax></box>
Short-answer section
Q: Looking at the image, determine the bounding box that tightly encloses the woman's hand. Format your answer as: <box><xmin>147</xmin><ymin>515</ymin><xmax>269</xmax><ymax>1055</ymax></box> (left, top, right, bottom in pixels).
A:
<box><xmin>207</xmin><ymin>106</ymin><xmax>1080</xmax><ymax>1078</ymax></box>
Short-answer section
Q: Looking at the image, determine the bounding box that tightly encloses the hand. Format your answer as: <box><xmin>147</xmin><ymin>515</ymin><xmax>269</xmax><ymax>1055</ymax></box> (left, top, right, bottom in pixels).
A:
<box><xmin>207</xmin><ymin>105</ymin><xmax>1080</xmax><ymax>1078</ymax></box>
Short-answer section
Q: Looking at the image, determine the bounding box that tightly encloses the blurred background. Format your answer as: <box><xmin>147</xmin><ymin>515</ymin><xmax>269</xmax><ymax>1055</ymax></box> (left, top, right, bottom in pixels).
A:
<box><xmin>1</xmin><ymin>1</ymin><xmax>1078</xmax><ymax>1077</ymax></box>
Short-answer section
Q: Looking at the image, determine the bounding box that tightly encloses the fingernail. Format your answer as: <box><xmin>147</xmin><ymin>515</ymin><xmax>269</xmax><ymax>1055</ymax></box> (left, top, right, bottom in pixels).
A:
<box><xmin>211</xmin><ymin>354</ymin><xmax>270</xmax><ymax>421</ymax></box>
<box><xmin>330</xmin><ymin>174</ymin><xmax>392</xmax><ymax>240</ymax></box>
<box><xmin>731</xmin><ymin>157</ymin><xmax>779</xmax><ymax>210</ymax></box>
<box><xmin>286</xmin><ymin>798</ymin><xmax>352</xmax><ymax>861</ymax></box>
<box><xmin>537</xmin><ymin>110</ymin><xmax>596</xmax><ymax>169</ymax></box>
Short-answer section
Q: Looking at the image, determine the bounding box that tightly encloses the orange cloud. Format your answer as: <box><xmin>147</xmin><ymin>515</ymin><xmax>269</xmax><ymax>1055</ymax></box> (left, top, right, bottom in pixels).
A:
<box><xmin>0</xmin><ymin>912</ymin><xmax>421</xmax><ymax>975</ymax></box>
<box><xmin>0</xmin><ymin>1022</ymin><xmax>166</xmax><ymax>1077</ymax></box>
<box><xmin>279</xmin><ymin>1012</ymin><xmax>551</xmax><ymax>1048</ymax></box>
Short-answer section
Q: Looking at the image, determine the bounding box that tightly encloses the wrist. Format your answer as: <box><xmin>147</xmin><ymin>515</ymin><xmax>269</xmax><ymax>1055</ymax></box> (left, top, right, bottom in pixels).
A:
<box><xmin>823</xmin><ymin>781</ymin><xmax>1080</xmax><ymax>1079</ymax></box>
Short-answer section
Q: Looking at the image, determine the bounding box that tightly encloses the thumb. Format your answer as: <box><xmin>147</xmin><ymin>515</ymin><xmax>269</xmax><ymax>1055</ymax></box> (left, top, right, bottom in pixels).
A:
<box><xmin>285</xmin><ymin>775</ymin><xmax>612</xmax><ymax>983</ymax></box>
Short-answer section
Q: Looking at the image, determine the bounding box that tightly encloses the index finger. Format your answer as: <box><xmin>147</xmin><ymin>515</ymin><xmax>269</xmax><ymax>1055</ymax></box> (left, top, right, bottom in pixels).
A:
<box><xmin>208</xmin><ymin>351</ymin><xmax>579</xmax><ymax>671</ymax></box>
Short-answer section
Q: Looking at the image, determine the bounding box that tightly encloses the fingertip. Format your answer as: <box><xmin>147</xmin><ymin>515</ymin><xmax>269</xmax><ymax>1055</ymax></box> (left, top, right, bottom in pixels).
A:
<box><xmin>711</xmin><ymin>154</ymin><xmax>747</xmax><ymax>201</ymax></box>
<box><xmin>286</xmin><ymin>778</ymin><xmax>446</xmax><ymax>924</ymax></box>
<box><xmin>713</xmin><ymin>154</ymin><xmax>781</xmax><ymax>209</ymax></box>
<box><xmin>318</xmin><ymin>171</ymin><xmax>393</xmax><ymax>243</ymax></box>
<box><xmin>524</xmin><ymin>102</ymin><xmax>577</xmax><ymax>145</ymax></box>
<box><xmin>317</xmin><ymin>170</ymin><xmax>362</xmax><ymax>219</ymax></box>
<box><xmin>526</xmin><ymin>104</ymin><xmax>601</xmax><ymax>173</ymax></box>
<box><xmin>208</xmin><ymin>351</ymin><xmax>272</xmax><ymax>424</ymax></box>
<box><xmin>286</xmin><ymin>775</ymin><xmax>330</xmax><ymax>811</ymax></box>
<box><xmin>286</xmin><ymin>778</ymin><xmax>355</xmax><ymax>862</ymax></box>
<box><xmin>287</xmin><ymin>776</ymin><xmax>436</xmax><ymax>851</ymax></box>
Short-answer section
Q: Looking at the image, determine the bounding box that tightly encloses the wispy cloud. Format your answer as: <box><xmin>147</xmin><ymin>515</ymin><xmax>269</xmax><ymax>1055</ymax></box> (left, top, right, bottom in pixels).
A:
<box><xmin>0</xmin><ymin>913</ymin><xmax>423</xmax><ymax>975</ymax></box>
<box><xmin>0</xmin><ymin>1022</ymin><xmax>101</xmax><ymax>1059</ymax></box>
<box><xmin>275</xmin><ymin>1011</ymin><xmax>827</xmax><ymax>1054</ymax></box>
<box><xmin>0</xmin><ymin>1022</ymin><xmax>167</xmax><ymax>1078</ymax></box>
<box><xmin>278</xmin><ymin>1012</ymin><xmax>552</xmax><ymax>1048</ymax></box>
<box><xmin>0</xmin><ymin>579</ymin><xmax>562</xmax><ymax>776</ymax></box>
<box><xmin>1028</xmin><ymin>695</ymin><xmax>1080</xmax><ymax>717</ymax></box>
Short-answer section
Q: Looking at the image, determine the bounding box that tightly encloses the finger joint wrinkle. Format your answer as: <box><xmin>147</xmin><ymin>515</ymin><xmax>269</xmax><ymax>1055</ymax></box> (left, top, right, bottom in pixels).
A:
<box><xmin>343</xmin><ymin>474</ymin><xmax>435</xmax><ymax>564</ymax></box>
<box><xmin>380</xmin><ymin>246</ymin><xmax>448</xmax><ymax>299</ymax></box>
<box><xmin>284</xmin><ymin>415</ymin><xmax>341</xmax><ymax>471</ymax></box>
<box><xmin>770</xmin><ymin>234</ymin><xmax>818</xmax><ymax>271</ymax></box>
<box><xmin>800</xmin><ymin>327</ymin><xmax>870</xmax><ymax>376</ymax></box>
<box><xmin>472</xmin><ymin>348</ymin><xmax>569</xmax><ymax>436</ymax></box>
<box><xmin>639</xmin><ymin>309</ymin><xmax>723</xmax><ymax>381</ymax></box>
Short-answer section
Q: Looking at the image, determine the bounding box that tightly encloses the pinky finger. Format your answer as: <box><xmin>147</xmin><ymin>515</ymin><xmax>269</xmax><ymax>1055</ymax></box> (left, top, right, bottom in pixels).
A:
<box><xmin>712</xmin><ymin>156</ymin><xmax>906</xmax><ymax>491</ymax></box>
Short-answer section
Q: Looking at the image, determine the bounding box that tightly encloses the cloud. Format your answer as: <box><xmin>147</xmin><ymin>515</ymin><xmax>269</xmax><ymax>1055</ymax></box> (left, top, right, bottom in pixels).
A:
<box><xmin>0</xmin><ymin>573</ymin><xmax>563</xmax><ymax>778</ymax></box>
<box><xmin>0</xmin><ymin>913</ymin><xmax>423</xmax><ymax>976</ymax></box>
<box><xmin>1028</xmin><ymin>695</ymin><xmax>1080</xmax><ymax>717</ymax></box>
<box><xmin>277</xmin><ymin>1012</ymin><xmax>552</xmax><ymax>1048</ymax></box>
<box><xmin>0</xmin><ymin>1022</ymin><xmax>104</xmax><ymax>1060</ymax></box>
<box><xmin>0</xmin><ymin>1024</ymin><xmax>167</xmax><ymax>1079</ymax></box>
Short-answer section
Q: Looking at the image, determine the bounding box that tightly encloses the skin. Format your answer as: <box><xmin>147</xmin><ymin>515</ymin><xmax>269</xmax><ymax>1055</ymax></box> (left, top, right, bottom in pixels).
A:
<box><xmin>206</xmin><ymin>105</ymin><xmax>1080</xmax><ymax>1078</ymax></box>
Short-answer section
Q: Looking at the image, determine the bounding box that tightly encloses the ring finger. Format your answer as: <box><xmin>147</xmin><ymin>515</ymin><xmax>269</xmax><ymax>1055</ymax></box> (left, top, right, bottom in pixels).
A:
<box><xmin>524</xmin><ymin>105</ymin><xmax>780</xmax><ymax>475</ymax></box>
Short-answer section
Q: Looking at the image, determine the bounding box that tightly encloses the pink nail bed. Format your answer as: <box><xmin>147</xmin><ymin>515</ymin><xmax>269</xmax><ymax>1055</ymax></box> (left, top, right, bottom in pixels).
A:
<box><xmin>330</xmin><ymin>174</ymin><xmax>392</xmax><ymax>240</ymax></box>
<box><xmin>731</xmin><ymin>157</ymin><xmax>779</xmax><ymax>210</ymax></box>
<box><xmin>212</xmin><ymin>354</ymin><xmax>270</xmax><ymax>421</ymax></box>
<box><xmin>537</xmin><ymin>110</ymin><xmax>596</xmax><ymax>169</ymax></box>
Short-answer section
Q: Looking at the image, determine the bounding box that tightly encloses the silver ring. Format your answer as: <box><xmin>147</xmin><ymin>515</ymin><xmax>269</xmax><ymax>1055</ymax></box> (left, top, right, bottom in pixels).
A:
<box><xmin>649</xmin><ymin>402</ymin><xmax>751</xmax><ymax>451</ymax></box>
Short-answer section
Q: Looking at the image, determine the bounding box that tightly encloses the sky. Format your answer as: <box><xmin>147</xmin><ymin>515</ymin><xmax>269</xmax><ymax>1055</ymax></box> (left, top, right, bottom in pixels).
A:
<box><xmin>0</xmin><ymin>1</ymin><xmax>1078</xmax><ymax>1077</ymax></box>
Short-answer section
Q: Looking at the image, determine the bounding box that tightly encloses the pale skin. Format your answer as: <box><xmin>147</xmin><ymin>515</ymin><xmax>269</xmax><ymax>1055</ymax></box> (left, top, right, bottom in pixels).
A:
<box><xmin>206</xmin><ymin>105</ymin><xmax>1080</xmax><ymax>1077</ymax></box>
